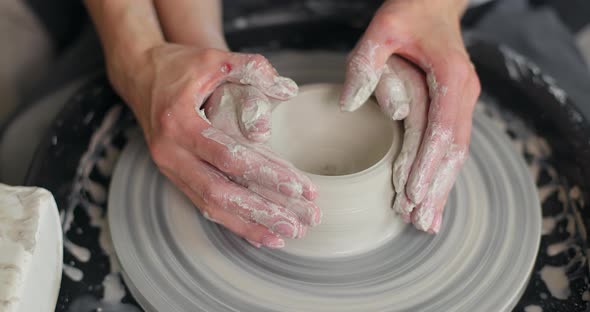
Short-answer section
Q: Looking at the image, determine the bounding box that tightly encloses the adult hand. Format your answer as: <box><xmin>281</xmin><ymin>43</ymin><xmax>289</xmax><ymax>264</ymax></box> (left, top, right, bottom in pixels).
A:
<box><xmin>340</xmin><ymin>0</ymin><xmax>481</xmax><ymax>233</ymax></box>
<box><xmin>118</xmin><ymin>44</ymin><xmax>320</xmax><ymax>248</ymax></box>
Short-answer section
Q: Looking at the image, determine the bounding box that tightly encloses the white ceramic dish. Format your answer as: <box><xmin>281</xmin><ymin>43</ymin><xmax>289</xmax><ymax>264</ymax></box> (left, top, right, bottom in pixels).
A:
<box><xmin>0</xmin><ymin>184</ymin><xmax>62</xmax><ymax>312</ymax></box>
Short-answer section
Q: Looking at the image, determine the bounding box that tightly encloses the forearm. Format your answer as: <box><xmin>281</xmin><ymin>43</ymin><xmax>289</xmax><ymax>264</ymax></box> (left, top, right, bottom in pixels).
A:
<box><xmin>84</xmin><ymin>0</ymin><xmax>164</xmax><ymax>111</ymax></box>
<box><xmin>154</xmin><ymin>0</ymin><xmax>227</xmax><ymax>50</ymax></box>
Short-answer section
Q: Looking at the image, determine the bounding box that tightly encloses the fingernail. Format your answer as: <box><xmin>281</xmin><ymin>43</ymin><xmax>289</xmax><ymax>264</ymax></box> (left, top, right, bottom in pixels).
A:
<box><xmin>313</xmin><ymin>208</ymin><xmax>323</xmax><ymax>226</ymax></box>
<box><xmin>241</xmin><ymin>99</ymin><xmax>268</xmax><ymax>130</ymax></box>
<box><xmin>302</xmin><ymin>183</ymin><xmax>319</xmax><ymax>201</ymax></box>
<box><xmin>269</xmin><ymin>76</ymin><xmax>298</xmax><ymax>99</ymax></box>
<box><xmin>413</xmin><ymin>206</ymin><xmax>434</xmax><ymax>232</ymax></box>
<box><xmin>298</xmin><ymin>225</ymin><xmax>307</xmax><ymax>238</ymax></box>
<box><xmin>273</xmin><ymin>223</ymin><xmax>295</xmax><ymax>238</ymax></box>
<box><xmin>262</xmin><ymin>235</ymin><xmax>285</xmax><ymax>249</ymax></box>
<box><xmin>408</xmin><ymin>179</ymin><xmax>428</xmax><ymax>204</ymax></box>
<box><xmin>246</xmin><ymin>239</ymin><xmax>262</xmax><ymax>248</ymax></box>
<box><xmin>301</xmin><ymin>201</ymin><xmax>321</xmax><ymax>227</ymax></box>
<box><xmin>391</xmin><ymin>104</ymin><xmax>409</xmax><ymax>120</ymax></box>
<box><xmin>278</xmin><ymin>181</ymin><xmax>303</xmax><ymax>198</ymax></box>
<box><xmin>431</xmin><ymin>214</ymin><xmax>442</xmax><ymax>234</ymax></box>
<box><xmin>246</xmin><ymin>129</ymin><xmax>271</xmax><ymax>143</ymax></box>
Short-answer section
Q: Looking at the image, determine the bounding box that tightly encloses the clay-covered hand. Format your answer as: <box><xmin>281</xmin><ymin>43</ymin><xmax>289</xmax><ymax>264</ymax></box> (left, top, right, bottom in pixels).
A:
<box><xmin>119</xmin><ymin>44</ymin><xmax>320</xmax><ymax>248</ymax></box>
<box><xmin>340</xmin><ymin>0</ymin><xmax>481</xmax><ymax>233</ymax></box>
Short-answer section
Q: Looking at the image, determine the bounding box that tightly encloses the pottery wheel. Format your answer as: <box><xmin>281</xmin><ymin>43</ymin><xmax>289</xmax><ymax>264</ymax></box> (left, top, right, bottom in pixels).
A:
<box><xmin>108</xmin><ymin>53</ymin><xmax>541</xmax><ymax>311</ymax></box>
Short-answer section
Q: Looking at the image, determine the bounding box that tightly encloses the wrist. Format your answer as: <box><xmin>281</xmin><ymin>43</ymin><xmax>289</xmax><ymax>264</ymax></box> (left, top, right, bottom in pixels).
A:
<box><xmin>154</xmin><ymin>0</ymin><xmax>228</xmax><ymax>50</ymax></box>
<box><xmin>105</xmin><ymin>40</ymin><xmax>161</xmax><ymax>129</ymax></box>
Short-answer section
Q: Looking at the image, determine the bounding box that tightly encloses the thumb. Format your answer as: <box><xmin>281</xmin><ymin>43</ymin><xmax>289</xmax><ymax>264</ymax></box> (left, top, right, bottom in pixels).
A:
<box><xmin>340</xmin><ymin>27</ymin><xmax>401</xmax><ymax>111</ymax></box>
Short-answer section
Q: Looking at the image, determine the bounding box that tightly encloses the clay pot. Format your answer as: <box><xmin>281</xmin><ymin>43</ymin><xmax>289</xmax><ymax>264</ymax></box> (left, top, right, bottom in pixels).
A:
<box><xmin>270</xmin><ymin>84</ymin><xmax>405</xmax><ymax>258</ymax></box>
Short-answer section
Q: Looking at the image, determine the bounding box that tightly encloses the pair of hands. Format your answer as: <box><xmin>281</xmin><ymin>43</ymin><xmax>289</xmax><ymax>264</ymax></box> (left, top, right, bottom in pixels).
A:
<box><xmin>111</xmin><ymin>0</ymin><xmax>480</xmax><ymax>248</ymax></box>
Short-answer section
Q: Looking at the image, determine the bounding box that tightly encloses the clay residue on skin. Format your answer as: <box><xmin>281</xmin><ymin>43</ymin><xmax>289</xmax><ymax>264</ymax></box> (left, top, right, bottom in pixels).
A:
<box><xmin>201</xmin><ymin>127</ymin><xmax>304</xmax><ymax>198</ymax></box>
<box><xmin>413</xmin><ymin>144</ymin><xmax>465</xmax><ymax>232</ymax></box>
<box><xmin>426</xmin><ymin>70</ymin><xmax>448</xmax><ymax>98</ymax></box>
<box><xmin>234</xmin><ymin>60</ymin><xmax>297</xmax><ymax>99</ymax></box>
<box><xmin>427</xmin><ymin>145</ymin><xmax>465</xmax><ymax>198</ymax></box>
<box><xmin>202</xmin><ymin>211</ymin><xmax>220</xmax><ymax>224</ymax></box>
<box><xmin>342</xmin><ymin>40</ymin><xmax>383</xmax><ymax>111</ymax></box>
<box><xmin>539</xmin><ymin>265</ymin><xmax>570</xmax><ymax>300</ymax></box>
<box><xmin>225</xmin><ymin>194</ymin><xmax>300</xmax><ymax>239</ymax></box>
<box><xmin>240</xmin><ymin>96</ymin><xmax>269</xmax><ymax>133</ymax></box>
<box><xmin>201</xmin><ymin>128</ymin><xmax>247</xmax><ymax>165</ymax></box>
<box><xmin>225</xmin><ymin>86</ymin><xmax>272</xmax><ymax>140</ymax></box>
<box><xmin>377</xmin><ymin>69</ymin><xmax>410</xmax><ymax>119</ymax></box>
<box><xmin>407</xmin><ymin>124</ymin><xmax>454</xmax><ymax>204</ymax></box>
<box><xmin>412</xmin><ymin>205</ymin><xmax>435</xmax><ymax>232</ymax></box>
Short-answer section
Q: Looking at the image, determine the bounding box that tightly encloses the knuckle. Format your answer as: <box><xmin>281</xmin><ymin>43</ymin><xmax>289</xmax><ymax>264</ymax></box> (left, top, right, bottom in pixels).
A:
<box><xmin>371</xmin><ymin>12</ymin><xmax>400</xmax><ymax>35</ymax></box>
<box><xmin>200</xmin><ymin>175</ymin><xmax>230</xmax><ymax>207</ymax></box>
<box><xmin>348</xmin><ymin>53</ymin><xmax>373</xmax><ymax>73</ymax></box>
<box><xmin>443</xmin><ymin>52</ymin><xmax>473</xmax><ymax>83</ymax></box>
<box><xmin>249</xmin><ymin>54</ymin><xmax>270</xmax><ymax>67</ymax></box>
<box><xmin>148</xmin><ymin>140</ymin><xmax>169</xmax><ymax>168</ymax></box>
<box><xmin>469</xmin><ymin>73</ymin><xmax>482</xmax><ymax>100</ymax></box>
<box><xmin>200</xmin><ymin>184</ymin><xmax>219</xmax><ymax>206</ymax></box>
<box><xmin>429</xmin><ymin>122</ymin><xmax>454</xmax><ymax>142</ymax></box>
<box><xmin>156</xmin><ymin>109</ymin><xmax>179</xmax><ymax>137</ymax></box>
<box><xmin>214</xmin><ymin>146</ymin><xmax>239</xmax><ymax>173</ymax></box>
<box><xmin>198</xmin><ymin>48</ymin><xmax>222</xmax><ymax>64</ymax></box>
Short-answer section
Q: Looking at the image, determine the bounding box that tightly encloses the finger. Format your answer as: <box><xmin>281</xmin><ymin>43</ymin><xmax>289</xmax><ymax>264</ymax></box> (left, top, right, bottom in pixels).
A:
<box><xmin>387</xmin><ymin>58</ymin><xmax>429</xmax><ymax>193</ymax></box>
<box><xmin>182</xmin><ymin>49</ymin><xmax>296</xmax><ymax>112</ymax></box>
<box><xmin>248</xmin><ymin>143</ymin><xmax>318</xmax><ymax>200</ymax></box>
<box><xmin>340</xmin><ymin>15</ymin><xmax>402</xmax><ymax>112</ymax></box>
<box><xmin>410</xmin><ymin>143</ymin><xmax>467</xmax><ymax>233</ymax></box>
<box><xmin>204</xmin><ymin>83</ymin><xmax>242</xmax><ymax>137</ymax></box>
<box><xmin>374</xmin><ymin>56</ymin><xmax>420</xmax><ymax>120</ymax></box>
<box><xmin>168</xmin><ymin>150</ymin><xmax>306</xmax><ymax>239</ymax></box>
<box><xmin>193</xmin><ymin>127</ymin><xmax>316</xmax><ymax>200</ymax></box>
<box><xmin>392</xmin><ymin>192</ymin><xmax>415</xmax><ymax>223</ymax></box>
<box><xmin>236</xmin><ymin>87</ymin><xmax>272</xmax><ymax>143</ymax></box>
<box><xmin>422</xmin><ymin>75</ymin><xmax>478</xmax><ymax>233</ymax></box>
<box><xmin>403</xmin><ymin>50</ymin><xmax>473</xmax><ymax>204</ymax></box>
<box><xmin>233</xmin><ymin>176</ymin><xmax>321</xmax><ymax>226</ymax></box>
<box><xmin>165</xmin><ymin>171</ymin><xmax>286</xmax><ymax>249</ymax></box>
<box><xmin>205</xmin><ymin>83</ymin><xmax>273</xmax><ymax>143</ymax></box>
<box><xmin>226</xmin><ymin>53</ymin><xmax>298</xmax><ymax>100</ymax></box>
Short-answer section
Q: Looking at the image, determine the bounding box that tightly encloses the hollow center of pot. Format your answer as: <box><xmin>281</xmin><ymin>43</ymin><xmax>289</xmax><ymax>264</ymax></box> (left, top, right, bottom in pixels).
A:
<box><xmin>270</xmin><ymin>84</ymin><xmax>394</xmax><ymax>176</ymax></box>
<box><xmin>270</xmin><ymin>84</ymin><xmax>404</xmax><ymax>258</ymax></box>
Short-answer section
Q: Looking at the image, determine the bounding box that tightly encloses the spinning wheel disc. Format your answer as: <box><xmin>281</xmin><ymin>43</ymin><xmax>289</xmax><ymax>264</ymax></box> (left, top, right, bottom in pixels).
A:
<box><xmin>108</xmin><ymin>53</ymin><xmax>541</xmax><ymax>312</ymax></box>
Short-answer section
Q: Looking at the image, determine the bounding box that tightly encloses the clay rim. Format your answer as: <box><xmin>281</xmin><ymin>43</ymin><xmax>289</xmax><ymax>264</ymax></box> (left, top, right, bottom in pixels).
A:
<box><xmin>273</xmin><ymin>82</ymin><xmax>399</xmax><ymax>185</ymax></box>
<box><xmin>300</xmin><ymin>108</ymin><xmax>397</xmax><ymax>184</ymax></box>
<box><xmin>304</xmin><ymin>135</ymin><xmax>395</xmax><ymax>182</ymax></box>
